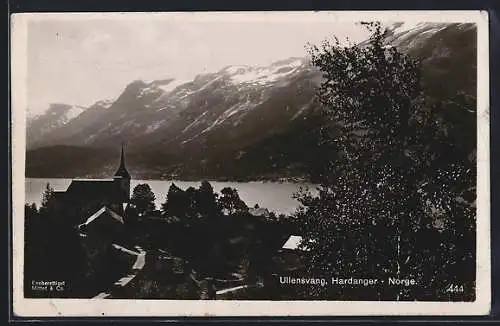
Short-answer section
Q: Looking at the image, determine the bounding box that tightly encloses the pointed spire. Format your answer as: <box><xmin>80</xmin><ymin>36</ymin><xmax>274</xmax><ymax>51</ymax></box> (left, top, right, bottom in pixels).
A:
<box><xmin>120</xmin><ymin>142</ymin><xmax>125</xmax><ymax>164</ymax></box>
<box><xmin>114</xmin><ymin>142</ymin><xmax>131</xmax><ymax>179</ymax></box>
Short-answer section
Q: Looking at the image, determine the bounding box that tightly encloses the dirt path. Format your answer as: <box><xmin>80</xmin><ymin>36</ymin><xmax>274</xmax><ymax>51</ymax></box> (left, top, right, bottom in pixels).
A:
<box><xmin>92</xmin><ymin>245</ymin><xmax>146</xmax><ymax>299</ymax></box>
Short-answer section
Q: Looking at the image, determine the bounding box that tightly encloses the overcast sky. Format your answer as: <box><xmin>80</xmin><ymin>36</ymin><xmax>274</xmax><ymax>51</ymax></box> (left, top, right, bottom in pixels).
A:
<box><xmin>26</xmin><ymin>14</ymin><xmax>374</xmax><ymax>116</ymax></box>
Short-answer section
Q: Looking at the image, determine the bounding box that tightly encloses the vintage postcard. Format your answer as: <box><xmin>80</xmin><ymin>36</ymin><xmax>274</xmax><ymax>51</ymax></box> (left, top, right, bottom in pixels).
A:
<box><xmin>11</xmin><ymin>11</ymin><xmax>490</xmax><ymax>317</ymax></box>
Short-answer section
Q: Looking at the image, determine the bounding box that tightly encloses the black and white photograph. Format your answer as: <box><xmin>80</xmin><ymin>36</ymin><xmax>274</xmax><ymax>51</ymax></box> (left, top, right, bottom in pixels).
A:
<box><xmin>11</xmin><ymin>11</ymin><xmax>490</xmax><ymax>316</ymax></box>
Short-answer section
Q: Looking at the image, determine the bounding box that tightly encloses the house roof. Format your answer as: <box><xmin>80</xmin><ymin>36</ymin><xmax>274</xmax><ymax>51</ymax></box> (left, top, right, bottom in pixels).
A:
<box><xmin>112</xmin><ymin>243</ymin><xmax>139</xmax><ymax>256</ymax></box>
<box><xmin>282</xmin><ymin>235</ymin><xmax>311</xmax><ymax>251</ymax></box>
<box><xmin>248</xmin><ymin>207</ymin><xmax>270</xmax><ymax>217</ymax></box>
<box><xmin>80</xmin><ymin>206</ymin><xmax>125</xmax><ymax>227</ymax></box>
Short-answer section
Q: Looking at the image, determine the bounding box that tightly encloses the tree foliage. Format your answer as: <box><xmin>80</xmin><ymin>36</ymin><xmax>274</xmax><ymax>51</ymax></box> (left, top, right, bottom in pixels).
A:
<box><xmin>24</xmin><ymin>191</ymin><xmax>87</xmax><ymax>297</ymax></box>
<box><xmin>39</xmin><ymin>183</ymin><xmax>55</xmax><ymax>216</ymax></box>
<box><xmin>295</xmin><ymin>22</ymin><xmax>476</xmax><ymax>300</ymax></box>
<box><xmin>161</xmin><ymin>181</ymin><xmax>223</xmax><ymax>220</ymax></box>
<box><xmin>131</xmin><ymin>183</ymin><xmax>156</xmax><ymax>217</ymax></box>
<box><xmin>218</xmin><ymin>187</ymin><xmax>248</xmax><ymax>215</ymax></box>
<box><xmin>161</xmin><ymin>183</ymin><xmax>185</xmax><ymax>218</ymax></box>
<box><xmin>198</xmin><ymin>180</ymin><xmax>220</xmax><ymax>218</ymax></box>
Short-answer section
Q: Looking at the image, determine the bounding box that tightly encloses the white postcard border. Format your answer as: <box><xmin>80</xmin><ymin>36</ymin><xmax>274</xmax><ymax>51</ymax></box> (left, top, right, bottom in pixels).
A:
<box><xmin>11</xmin><ymin>10</ymin><xmax>491</xmax><ymax>317</ymax></box>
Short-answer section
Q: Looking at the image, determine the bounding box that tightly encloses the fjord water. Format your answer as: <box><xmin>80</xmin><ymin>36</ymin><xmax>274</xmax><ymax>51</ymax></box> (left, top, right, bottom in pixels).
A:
<box><xmin>25</xmin><ymin>178</ymin><xmax>317</xmax><ymax>215</ymax></box>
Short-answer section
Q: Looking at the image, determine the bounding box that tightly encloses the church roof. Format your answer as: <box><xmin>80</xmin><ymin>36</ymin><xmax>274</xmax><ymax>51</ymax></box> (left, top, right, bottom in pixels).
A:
<box><xmin>56</xmin><ymin>146</ymin><xmax>131</xmax><ymax>210</ymax></box>
<box><xmin>66</xmin><ymin>179</ymin><xmax>128</xmax><ymax>203</ymax></box>
<box><xmin>114</xmin><ymin>145</ymin><xmax>131</xmax><ymax>179</ymax></box>
<box><xmin>52</xmin><ymin>191</ymin><xmax>67</xmax><ymax>200</ymax></box>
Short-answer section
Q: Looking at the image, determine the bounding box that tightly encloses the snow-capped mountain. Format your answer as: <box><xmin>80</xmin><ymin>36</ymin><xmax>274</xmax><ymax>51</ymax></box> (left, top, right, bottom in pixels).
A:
<box><xmin>27</xmin><ymin>56</ymin><xmax>319</xmax><ymax>152</ymax></box>
<box><xmin>26</xmin><ymin>100</ymin><xmax>114</xmax><ymax>149</ymax></box>
<box><xmin>26</xmin><ymin>22</ymin><xmax>477</xmax><ymax>180</ymax></box>
<box><xmin>26</xmin><ymin>103</ymin><xmax>85</xmax><ymax>148</ymax></box>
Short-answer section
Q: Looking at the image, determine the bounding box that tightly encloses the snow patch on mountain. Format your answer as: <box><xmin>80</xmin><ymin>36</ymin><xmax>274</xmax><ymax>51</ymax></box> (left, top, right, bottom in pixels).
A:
<box><xmin>226</xmin><ymin>108</ymin><xmax>240</xmax><ymax>119</ymax></box>
<box><xmin>197</xmin><ymin>95</ymin><xmax>267</xmax><ymax>135</ymax></box>
<box><xmin>64</xmin><ymin>105</ymin><xmax>84</xmax><ymax>121</ymax></box>
<box><xmin>228</xmin><ymin>59</ymin><xmax>303</xmax><ymax>85</ymax></box>
<box><xmin>224</xmin><ymin>65</ymin><xmax>250</xmax><ymax>75</ymax></box>
<box><xmin>197</xmin><ymin>76</ymin><xmax>224</xmax><ymax>92</ymax></box>
<box><xmin>138</xmin><ymin>86</ymin><xmax>161</xmax><ymax>99</ymax></box>
<box><xmin>391</xmin><ymin>22</ymin><xmax>426</xmax><ymax>36</ymax></box>
<box><xmin>388</xmin><ymin>22</ymin><xmax>451</xmax><ymax>43</ymax></box>
<box><xmin>291</xmin><ymin>101</ymin><xmax>313</xmax><ymax>120</ymax></box>
<box><xmin>383</xmin><ymin>22</ymin><xmax>455</xmax><ymax>54</ymax></box>
<box><xmin>223</xmin><ymin>95</ymin><xmax>260</xmax><ymax>121</ymax></box>
<box><xmin>157</xmin><ymin>79</ymin><xmax>191</xmax><ymax>93</ymax></box>
<box><xmin>201</xmin><ymin>115</ymin><xmax>226</xmax><ymax>134</ymax></box>
<box><xmin>94</xmin><ymin>99</ymin><xmax>114</xmax><ymax>109</ymax></box>
<box><xmin>156</xmin><ymin>104</ymin><xmax>174</xmax><ymax>112</ymax></box>
<box><xmin>181</xmin><ymin>135</ymin><xmax>198</xmax><ymax>145</ymax></box>
<box><xmin>145</xmin><ymin>120</ymin><xmax>165</xmax><ymax>133</ymax></box>
<box><xmin>182</xmin><ymin>111</ymin><xmax>209</xmax><ymax>133</ymax></box>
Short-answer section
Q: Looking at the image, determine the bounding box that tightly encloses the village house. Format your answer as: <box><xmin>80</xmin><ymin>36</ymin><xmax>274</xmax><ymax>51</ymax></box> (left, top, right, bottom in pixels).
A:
<box><xmin>273</xmin><ymin>235</ymin><xmax>309</xmax><ymax>272</ymax></box>
<box><xmin>248</xmin><ymin>206</ymin><xmax>271</xmax><ymax>218</ymax></box>
<box><xmin>77</xmin><ymin>206</ymin><xmax>125</xmax><ymax>242</ymax></box>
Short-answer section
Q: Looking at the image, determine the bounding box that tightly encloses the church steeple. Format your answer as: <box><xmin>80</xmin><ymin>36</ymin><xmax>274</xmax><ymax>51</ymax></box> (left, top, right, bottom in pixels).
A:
<box><xmin>114</xmin><ymin>143</ymin><xmax>131</xmax><ymax>179</ymax></box>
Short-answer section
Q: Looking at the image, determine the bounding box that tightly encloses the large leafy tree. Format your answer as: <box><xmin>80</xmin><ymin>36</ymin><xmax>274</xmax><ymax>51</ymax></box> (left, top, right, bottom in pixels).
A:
<box><xmin>218</xmin><ymin>187</ymin><xmax>248</xmax><ymax>215</ymax></box>
<box><xmin>295</xmin><ymin>22</ymin><xmax>475</xmax><ymax>300</ymax></box>
<box><xmin>130</xmin><ymin>183</ymin><xmax>156</xmax><ymax>217</ymax></box>
<box><xmin>198</xmin><ymin>180</ymin><xmax>220</xmax><ymax>218</ymax></box>
<box><xmin>161</xmin><ymin>183</ymin><xmax>185</xmax><ymax>218</ymax></box>
<box><xmin>39</xmin><ymin>183</ymin><xmax>55</xmax><ymax>216</ymax></box>
<box><xmin>24</xmin><ymin>185</ymin><xmax>86</xmax><ymax>297</ymax></box>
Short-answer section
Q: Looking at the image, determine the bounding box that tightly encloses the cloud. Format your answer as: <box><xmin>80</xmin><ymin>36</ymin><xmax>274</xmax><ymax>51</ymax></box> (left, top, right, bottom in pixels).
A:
<box><xmin>26</xmin><ymin>16</ymin><xmax>371</xmax><ymax>116</ymax></box>
<box><xmin>81</xmin><ymin>32</ymin><xmax>112</xmax><ymax>52</ymax></box>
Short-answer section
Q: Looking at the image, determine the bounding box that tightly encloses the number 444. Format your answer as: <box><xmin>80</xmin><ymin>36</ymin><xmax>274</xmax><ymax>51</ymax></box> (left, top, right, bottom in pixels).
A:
<box><xmin>445</xmin><ymin>284</ymin><xmax>464</xmax><ymax>293</ymax></box>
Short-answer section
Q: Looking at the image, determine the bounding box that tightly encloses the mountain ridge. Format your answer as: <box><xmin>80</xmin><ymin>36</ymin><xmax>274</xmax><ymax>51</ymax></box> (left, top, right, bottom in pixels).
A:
<box><xmin>26</xmin><ymin>22</ymin><xmax>477</xmax><ymax>180</ymax></box>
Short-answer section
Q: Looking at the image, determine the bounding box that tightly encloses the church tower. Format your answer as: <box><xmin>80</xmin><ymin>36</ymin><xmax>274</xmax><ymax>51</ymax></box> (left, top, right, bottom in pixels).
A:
<box><xmin>113</xmin><ymin>144</ymin><xmax>131</xmax><ymax>204</ymax></box>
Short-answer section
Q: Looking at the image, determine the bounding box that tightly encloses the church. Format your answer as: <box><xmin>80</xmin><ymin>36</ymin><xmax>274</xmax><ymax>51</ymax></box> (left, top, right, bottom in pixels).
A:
<box><xmin>52</xmin><ymin>145</ymin><xmax>132</xmax><ymax>235</ymax></box>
